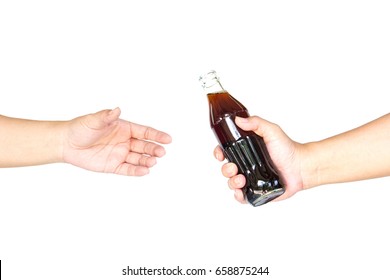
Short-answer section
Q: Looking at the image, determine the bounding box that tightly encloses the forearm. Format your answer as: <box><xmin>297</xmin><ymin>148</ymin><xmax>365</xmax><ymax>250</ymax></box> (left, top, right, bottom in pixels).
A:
<box><xmin>0</xmin><ymin>115</ymin><xmax>66</xmax><ymax>167</ymax></box>
<box><xmin>302</xmin><ymin>113</ymin><xmax>390</xmax><ymax>189</ymax></box>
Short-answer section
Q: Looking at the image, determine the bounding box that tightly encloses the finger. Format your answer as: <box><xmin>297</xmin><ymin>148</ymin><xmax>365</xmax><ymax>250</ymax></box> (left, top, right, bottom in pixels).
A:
<box><xmin>213</xmin><ymin>146</ymin><xmax>225</xmax><ymax>161</ymax></box>
<box><xmin>234</xmin><ymin>189</ymin><xmax>247</xmax><ymax>204</ymax></box>
<box><xmin>115</xmin><ymin>163</ymin><xmax>150</xmax><ymax>176</ymax></box>
<box><xmin>130</xmin><ymin>122</ymin><xmax>172</xmax><ymax>144</ymax></box>
<box><xmin>221</xmin><ymin>162</ymin><xmax>238</xmax><ymax>178</ymax></box>
<box><xmin>129</xmin><ymin>139</ymin><xmax>166</xmax><ymax>157</ymax></box>
<box><xmin>235</xmin><ymin>116</ymin><xmax>278</xmax><ymax>138</ymax></box>
<box><xmin>126</xmin><ymin>152</ymin><xmax>157</xmax><ymax>168</ymax></box>
<box><xmin>227</xmin><ymin>174</ymin><xmax>246</xmax><ymax>190</ymax></box>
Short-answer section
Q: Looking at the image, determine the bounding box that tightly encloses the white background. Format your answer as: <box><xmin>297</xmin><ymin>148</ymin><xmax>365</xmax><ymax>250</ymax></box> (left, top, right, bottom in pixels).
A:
<box><xmin>1</xmin><ymin>1</ymin><xmax>389</xmax><ymax>279</ymax></box>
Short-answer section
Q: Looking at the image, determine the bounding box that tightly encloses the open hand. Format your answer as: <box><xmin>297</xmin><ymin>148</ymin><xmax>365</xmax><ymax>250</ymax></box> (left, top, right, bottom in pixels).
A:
<box><xmin>62</xmin><ymin>108</ymin><xmax>172</xmax><ymax>176</ymax></box>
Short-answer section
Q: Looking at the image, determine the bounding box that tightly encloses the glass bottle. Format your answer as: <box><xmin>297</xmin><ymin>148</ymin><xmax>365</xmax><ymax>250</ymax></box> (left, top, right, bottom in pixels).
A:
<box><xmin>199</xmin><ymin>70</ymin><xmax>285</xmax><ymax>207</ymax></box>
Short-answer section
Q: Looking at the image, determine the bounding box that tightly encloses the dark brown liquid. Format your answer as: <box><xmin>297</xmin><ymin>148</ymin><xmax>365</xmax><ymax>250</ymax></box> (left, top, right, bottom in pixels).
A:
<box><xmin>208</xmin><ymin>92</ymin><xmax>285</xmax><ymax>206</ymax></box>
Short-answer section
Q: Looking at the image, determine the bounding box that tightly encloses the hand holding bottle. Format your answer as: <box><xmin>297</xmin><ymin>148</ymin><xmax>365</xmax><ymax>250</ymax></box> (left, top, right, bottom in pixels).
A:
<box><xmin>215</xmin><ymin>113</ymin><xmax>390</xmax><ymax>204</ymax></box>
<box><xmin>214</xmin><ymin>115</ymin><xmax>304</xmax><ymax>203</ymax></box>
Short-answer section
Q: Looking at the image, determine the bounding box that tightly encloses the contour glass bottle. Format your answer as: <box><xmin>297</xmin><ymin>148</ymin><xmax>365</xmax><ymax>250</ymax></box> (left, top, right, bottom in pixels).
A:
<box><xmin>200</xmin><ymin>70</ymin><xmax>285</xmax><ymax>207</ymax></box>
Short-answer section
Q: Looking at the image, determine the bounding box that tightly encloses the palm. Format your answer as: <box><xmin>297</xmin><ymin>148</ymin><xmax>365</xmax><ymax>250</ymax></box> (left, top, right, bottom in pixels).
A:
<box><xmin>63</xmin><ymin>108</ymin><xmax>171</xmax><ymax>176</ymax></box>
<box><xmin>259</xmin><ymin>128</ymin><xmax>304</xmax><ymax>200</ymax></box>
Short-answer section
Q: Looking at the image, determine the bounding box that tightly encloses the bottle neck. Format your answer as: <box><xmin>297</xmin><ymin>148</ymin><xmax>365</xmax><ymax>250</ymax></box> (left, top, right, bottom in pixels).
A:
<box><xmin>199</xmin><ymin>70</ymin><xmax>226</xmax><ymax>93</ymax></box>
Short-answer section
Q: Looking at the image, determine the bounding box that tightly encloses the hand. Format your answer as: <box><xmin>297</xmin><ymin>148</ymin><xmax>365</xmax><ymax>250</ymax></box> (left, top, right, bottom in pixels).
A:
<box><xmin>62</xmin><ymin>108</ymin><xmax>172</xmax><ymax>176</ymax></box>
<box><xmin>214</xmin><ymin>116</ymin><xmax>305</xmax><ymax>203</ymax></box>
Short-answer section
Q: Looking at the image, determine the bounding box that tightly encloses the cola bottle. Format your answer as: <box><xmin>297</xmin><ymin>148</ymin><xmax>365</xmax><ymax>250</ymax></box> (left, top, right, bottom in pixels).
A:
<box><xmin>200</xmin><ymin>70</ymin><xmax>285</xmax><ymax>206</ymax></box>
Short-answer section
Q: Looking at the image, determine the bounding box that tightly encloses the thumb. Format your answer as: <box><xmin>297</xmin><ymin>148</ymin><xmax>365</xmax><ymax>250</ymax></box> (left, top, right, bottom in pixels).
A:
<box><xmin>84</xmin><ymin>107</ymin><xmax>121</xmax><ymax>129</ymax></box>
<box><xmin>235</xmin><ymin>116</ymin><xmax>267</xmax><ymax>135</ymax></box>
<box><xmin>104</xmin><ymin>107</ymin><xmax>121</xmax><ymax>124</ymax></box>
<box><xmin>235</xmin><ymin>116</ymin><xmax>280</xmax><ymax>141</ymax></box>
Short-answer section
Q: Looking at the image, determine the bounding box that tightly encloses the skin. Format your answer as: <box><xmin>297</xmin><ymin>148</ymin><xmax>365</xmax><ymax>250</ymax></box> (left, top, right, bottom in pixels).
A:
<box><xmin>214</xmin><ymin>114</ymin><xmax>390</xmax><ymax>204</ymax></box>
<box><xmin>0</xmin><ymin>107</ymin><xmax>172</xmax><ymax>176</ymax></box>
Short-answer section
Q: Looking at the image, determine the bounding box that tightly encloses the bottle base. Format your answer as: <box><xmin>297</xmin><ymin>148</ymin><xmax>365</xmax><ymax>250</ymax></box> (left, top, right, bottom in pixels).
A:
<box><xmin>246</xmin><ymin>187</ymin><xmax>285</xmax><ymax>207</ymax></box>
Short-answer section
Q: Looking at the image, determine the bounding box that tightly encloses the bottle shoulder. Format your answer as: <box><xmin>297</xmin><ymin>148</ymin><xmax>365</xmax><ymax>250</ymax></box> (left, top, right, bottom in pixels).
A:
<box><xmin>208</xmin><ymin>92</ymin><xmax>249</xmax><ymax>120</ymax></box>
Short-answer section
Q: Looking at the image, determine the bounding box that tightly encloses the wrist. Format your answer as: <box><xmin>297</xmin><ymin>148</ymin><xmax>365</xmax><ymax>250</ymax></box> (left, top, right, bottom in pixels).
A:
<box><xmin>300</xmin><ymin>141</ymin><xmax>322</xmax><ymax>190</ymax></box>
<box><xmin>52</xmin><ymin>120</ymin><xmax>69</xmax><ymax>164</ymax></box>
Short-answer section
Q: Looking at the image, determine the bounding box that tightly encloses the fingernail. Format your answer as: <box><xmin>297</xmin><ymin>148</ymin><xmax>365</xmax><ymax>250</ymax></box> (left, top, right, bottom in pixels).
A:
<box><xmin>110</xmin><ymin>107</ymin><xmax>120</xmax><ymax>115</ymax></box>
<box><xmin>226</xmin><ymin>164</ymin><xmax>235</xmax><ymax>175</ymax></box>
<box><xmin>233</xmin><ymin>176</ymin><xmax>242</xmax><ymax>185</ymax></box>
